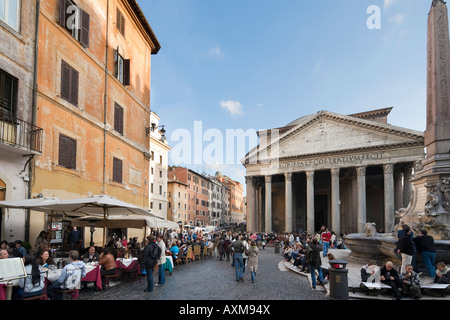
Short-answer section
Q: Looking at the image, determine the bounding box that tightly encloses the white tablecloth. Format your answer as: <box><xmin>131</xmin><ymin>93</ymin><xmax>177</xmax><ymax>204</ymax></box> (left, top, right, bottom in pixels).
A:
<box><xmin>116</xmin><ymin>258</ymin><xmax>138</xmax><ymax>267</ymax></box>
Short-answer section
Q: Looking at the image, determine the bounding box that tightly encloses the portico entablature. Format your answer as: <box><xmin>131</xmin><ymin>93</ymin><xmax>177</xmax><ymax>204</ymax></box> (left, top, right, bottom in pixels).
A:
<box><xmin>245</xmin><ymin>146</ymin><xmax>424</xmax><ymax>177</ymax></box>
<box><xmin>243</xmin><ymin>110</ymin><xmax>425</xmax><ymax>177</ymax></box>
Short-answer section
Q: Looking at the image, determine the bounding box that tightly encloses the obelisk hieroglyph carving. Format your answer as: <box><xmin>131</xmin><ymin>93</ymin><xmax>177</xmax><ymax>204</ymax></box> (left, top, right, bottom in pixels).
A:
<box><xmin>425</xmin><ymin>0</ymin><xmax>450</xmax><ymax>173</ymax></box>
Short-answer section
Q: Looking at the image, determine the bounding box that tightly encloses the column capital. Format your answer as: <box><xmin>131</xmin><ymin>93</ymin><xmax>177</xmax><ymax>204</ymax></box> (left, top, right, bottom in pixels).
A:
<box><xmin>383</xmin><ymin>164</ymin><xmax>394</xmax><ymax>175</ymax></box>
<box><xmin>356</xmin><ymin>166</ymin><xmax>366</xmax><ymax>176</ymax></box>
<box><xmin>306</xmin><ymin>171</ymin><xmax>315</xmax><ymax>181</ymax></box>
<box><xmin>265</xmin><ymin>175</ymin><xmax>272</xmax><ymax>183</ymax></box>
<box><xmin>285</xmin><ymin>172</ymin><xmax>293</xmax><ymax>182</ymax></box>
<box><xmin>331</xmin><ymin>168</ymin><xmax>340</xmax><ymax>177</ymax></box>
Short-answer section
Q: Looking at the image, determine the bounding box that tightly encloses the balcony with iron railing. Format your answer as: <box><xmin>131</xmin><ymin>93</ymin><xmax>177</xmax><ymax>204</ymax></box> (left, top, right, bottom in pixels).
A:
<box><xmin>0</xmin><ymin>109</ymin><xmax>43</xmax><ymax>154</ymax></box>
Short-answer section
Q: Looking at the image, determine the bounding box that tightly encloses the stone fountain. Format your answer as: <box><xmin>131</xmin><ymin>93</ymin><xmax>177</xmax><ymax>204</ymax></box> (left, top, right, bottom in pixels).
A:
<box><xmin>345</xmin><ymin>0</ymin><xmax>450</xmax><ymax>266</ymax></box>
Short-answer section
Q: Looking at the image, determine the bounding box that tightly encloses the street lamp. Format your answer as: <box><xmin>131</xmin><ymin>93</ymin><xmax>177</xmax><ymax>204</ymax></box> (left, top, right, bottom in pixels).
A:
<box><xmin>146</xmin><ymin>122</ymin><xmax>166</xmax><ymax>137</ymax></box>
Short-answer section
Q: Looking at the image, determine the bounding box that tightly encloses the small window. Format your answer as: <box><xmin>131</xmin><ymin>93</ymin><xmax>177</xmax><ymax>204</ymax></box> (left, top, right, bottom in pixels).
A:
<box><xmin>58</xmin><ymin>0</ymin><xmax>90</xmax><ymax>47</ymax></box>
<box><xmin>114</xmin><ymin>50</ymin><xmax>130</xmax><ymax>86</ymax></box>
<box><xmin>0</xmin><ymin>0</ymin><xmax>21</xmax><ymax>32</ymax></box>
<box><xmin>114</xmin><ymin>103</ymin><xmax>124</xmax><ymax>134</ymax></box>
<box><xmin>0</xmin><ymin>69</ymin><xmax>18</xmax><ymax>117</ymax></box>
<box><xmin>59</xmin><ymin>134</ymin><xmax>77</xmax><ymax>169</ymax></box>
<box><xmin>112</xmin><ymin>157</ymin><xmax>123</xmax><ymax>183</ymax></box>
<box><xmin>61</xmin><ymin>60</ymin><xmax>79</xmax><ymax>107</ymax></box>
<box><xmin>116</xmin><ymin>8</ymin><xmax>125</xmax><ymax>37</ymax></box>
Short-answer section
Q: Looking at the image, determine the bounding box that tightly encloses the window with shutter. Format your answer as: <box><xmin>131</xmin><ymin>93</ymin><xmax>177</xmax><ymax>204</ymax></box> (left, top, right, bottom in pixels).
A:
<box><xmin>59</xmin><ymin>134</ymin><xmax>77</xmax><ymax>169</ymax></box>
<box><xmin>114</xmin><ymin>103</ymin><xmax>124</xmax><ymax>135</ymax></box>
<box><xmin>116</xmin><ymin>8</ymin><xmax>125</xmax><ymax>37</ymax></box>
<box><xmin>122</xmin><ymin>59</ymin><xmax>130</xmax><ymax>86</ymax></box>
<box><xmin>0</xmin><ymin>69</ymin><xmax>18</xmax><ymax>117</ymax></box>
<box><xmin>59</xmin><ymin>0</ymin><xmax>90</xmax><ymax>48</ymax></box>
<box><xmin>113</xmin><ymin>158</ymin><xmax>123</xmax><ymax>183</ymax></box>
<box><xmin>114</xmin><ymin>50</ymin><xmax>130</xmax><ymax>86</ymax></box>
<box><xmin>60</xmin><ymin>60</ymin><xmax>79</xmax><ymax>107</ymax></box>
<box><xmin>79</xmin><ymin>9</ymin><xmax>90</xmax><ymax>48</ymax></box>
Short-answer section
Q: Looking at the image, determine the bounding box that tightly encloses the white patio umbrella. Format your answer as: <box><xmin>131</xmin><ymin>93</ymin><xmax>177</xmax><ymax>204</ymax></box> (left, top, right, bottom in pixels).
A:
<box><xmin>0</xmin><ymin>197</ymin><xmax>63</xmax><ymax>243</ymax></box>
<box><xmin>0</xmin><ymin>197</ymin><xmax>61</xmax><ymax>210</ymax></box>
<box><xmin>42</xmin><ymin>195</ymin><xmax>158</xmax><ymax>246</ymax></box>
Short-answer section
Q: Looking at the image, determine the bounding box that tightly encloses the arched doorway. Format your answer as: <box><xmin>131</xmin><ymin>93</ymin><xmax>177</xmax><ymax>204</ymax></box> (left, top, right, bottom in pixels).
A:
<box><xmin>0</xmin><ymin>179</ymin><xmax>5</xmax><ymax>239</ymax></box>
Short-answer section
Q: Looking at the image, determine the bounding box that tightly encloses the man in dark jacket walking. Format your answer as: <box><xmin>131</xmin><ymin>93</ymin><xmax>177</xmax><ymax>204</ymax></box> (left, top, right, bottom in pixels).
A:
<box><xmin>306</xmin><ymin>238</ymin><xmax>325</xmax><ymax>289</ymax></box>
<box><xmin>397</xmin><ymin>225</ymin><xmax>414</xmax><ymax>274</ymax></box>
<box><xmin>413</xmin><ymin>229</ymin><xmax>436</xmax><ymax>278</ymax></box>
<box><xmin>142</xmin><ymin>235</ymin><xmax>161</xmax><ymax>293</ymax></box>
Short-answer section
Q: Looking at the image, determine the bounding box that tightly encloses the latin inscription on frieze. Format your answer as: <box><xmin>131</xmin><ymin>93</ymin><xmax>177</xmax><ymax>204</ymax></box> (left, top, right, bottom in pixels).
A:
<box><xmin>271</xmin><ymin>152</ymin><xmax>385</xmax><ymax>170</ymax></box>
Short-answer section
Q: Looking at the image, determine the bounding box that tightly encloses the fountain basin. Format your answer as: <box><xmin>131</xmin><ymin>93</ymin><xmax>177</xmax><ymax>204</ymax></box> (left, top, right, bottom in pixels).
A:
<box><xmin>345</xmin><ymin>233</ymin><xmax>450</xmax><ymax>266</ymax></box>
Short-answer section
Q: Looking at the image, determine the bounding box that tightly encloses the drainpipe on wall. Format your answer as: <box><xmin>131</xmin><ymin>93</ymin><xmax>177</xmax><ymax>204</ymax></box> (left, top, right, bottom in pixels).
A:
<box><xmin>102</xmin><ymin>0</ymin><xmax>110</xmax><ymax>195</ymax></box>
<box><xmin>25</xmin><ymin>0</ymin><xmax>41</xmax><ymax>242</ymax></box>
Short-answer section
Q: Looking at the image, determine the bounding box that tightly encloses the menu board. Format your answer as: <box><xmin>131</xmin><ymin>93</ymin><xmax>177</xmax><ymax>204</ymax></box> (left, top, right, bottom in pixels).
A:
<box><xmin>0</xmin><ymin>258</ymin><xmax>27</xmax><ymax>282</ymax></box>
<box><xmin>52</xmin><ymin>222</ymin><xmax>63</xmax><ymax>231</ymax></box>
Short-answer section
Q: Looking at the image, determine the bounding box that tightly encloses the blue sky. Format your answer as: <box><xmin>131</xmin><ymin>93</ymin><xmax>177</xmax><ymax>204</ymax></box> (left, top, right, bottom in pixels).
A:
<box><xmin>137</xmin><ymin>0</ymin><xmax>433</xmax><ymax>190</ymax></box>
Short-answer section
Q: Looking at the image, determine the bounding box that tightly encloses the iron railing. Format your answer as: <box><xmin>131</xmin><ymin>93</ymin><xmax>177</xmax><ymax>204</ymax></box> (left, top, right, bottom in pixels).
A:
<box><xmin>0</xmin><ymin>111</ymin><xmax>43</xmax><ymax>154</ymax></box>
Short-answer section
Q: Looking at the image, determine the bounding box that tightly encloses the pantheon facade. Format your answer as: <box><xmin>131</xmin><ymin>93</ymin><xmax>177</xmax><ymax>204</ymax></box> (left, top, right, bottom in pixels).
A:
<box><xmin>242</xmin><ymin>108</ymin><xmax>425</xmax><ymax>236</ymax></box>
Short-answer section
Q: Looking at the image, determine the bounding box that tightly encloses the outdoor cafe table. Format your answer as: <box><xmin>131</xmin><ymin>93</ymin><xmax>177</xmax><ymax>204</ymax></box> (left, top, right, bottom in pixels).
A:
<box><xmin>116</xmin><ymin>257</ymin><xmax>140</xmax><ymax>274</ymax></box>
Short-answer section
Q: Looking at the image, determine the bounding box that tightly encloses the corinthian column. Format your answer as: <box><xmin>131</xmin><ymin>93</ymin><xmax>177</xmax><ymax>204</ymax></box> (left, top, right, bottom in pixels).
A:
<box><xmin>285</xmin><ymin>173</ymin><xmax>293</xmax><ymax>233</ymax></box>
<box><xmin>356</xmin><ymin>167</ymin><xmax>367</xmax><ymax>233</ymax></box>
<box><xmin>245</xmin><ymin>176</ymin><xmax>255</xmax><ymax>233</ymax></box>
<box><xmin>265</xmin><ymin>175</ymin><xmax>272</xmax><ymax>233</ymax></box>
<box><xmin>331</xmin><ymin>168</ymin><xmax>340</xmax><ymax>235</ymax></box>
<box><xmin>384</xmin><ymin>164</ymin><xmax>395</xmax><ymax>233</ymax></box>
<box><xmin>306</xmin><ymin>171</ymin><xmax>315</xmax><ymax>234</ymax></box>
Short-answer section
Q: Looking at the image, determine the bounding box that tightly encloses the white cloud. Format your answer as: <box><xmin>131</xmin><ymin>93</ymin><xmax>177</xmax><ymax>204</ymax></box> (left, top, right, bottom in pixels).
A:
<box><xmin>208</xmin><ymin>45</ymin><xmax>225</xmax><ymax>59</ymax></box>
<box><xmin>220</xmin><ymin>100</ymin><xmax>244</xmax><ymax>116</ymax></box>
<box><xmin>384</xmin><ymin>0</ymin><xmax>398</xmax><ymax>8</ymax></box>
<box><xmin>390</xmin><ymin>13</ymin><xmax>405</xmax><ymax>25</ymax></box>
<box><xmin>314</xmin><ymin>57</ymin><xmax>324</xmax><ymax>73</ymax></box>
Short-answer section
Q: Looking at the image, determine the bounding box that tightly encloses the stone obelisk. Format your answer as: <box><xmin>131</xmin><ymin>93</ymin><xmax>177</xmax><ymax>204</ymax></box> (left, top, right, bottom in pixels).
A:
<box><xmin>400</xmin><ymin>0</ymin><xmax>450</xmax><ymax>240</ymax></box>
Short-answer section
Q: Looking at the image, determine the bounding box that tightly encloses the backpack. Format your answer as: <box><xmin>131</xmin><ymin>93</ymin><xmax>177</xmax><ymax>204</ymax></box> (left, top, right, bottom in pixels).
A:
<box><xmin>305</xmin><ymin>246</ymin><xmax>313</xmax><ymax>264</ymax></box>
<box><xmin>63</xmin><ymin>265</ymin><xmax>82</xmax><ymax>290</ymax></box>
<box><xmin>151</xmin><ymin>244</ymin><xmax>161</xmax><ymax>260</ymax></box>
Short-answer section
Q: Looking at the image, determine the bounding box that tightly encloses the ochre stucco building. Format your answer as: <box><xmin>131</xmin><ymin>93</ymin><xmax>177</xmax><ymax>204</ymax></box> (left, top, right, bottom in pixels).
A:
<box><xmin>30</xmin><ymin>0</ymin><xmax>160</xmax><ymax>247</ymax></box>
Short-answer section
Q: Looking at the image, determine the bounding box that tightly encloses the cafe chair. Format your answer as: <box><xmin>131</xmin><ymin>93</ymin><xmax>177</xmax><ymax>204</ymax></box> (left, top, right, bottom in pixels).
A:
<box><xmin>23</xmin><ymin>290</ymin><xmax>48</xmax><ymax>301</ymax></box>
<box><xmin>104</xmin><ymin>267</ymin><xmax>122</xmax><ymax>290</ymax></box>
<box><xmin>183</xmin><ymin>247</ymin><xmax>193</xmax><ymax>264</ymax></box>
<box><xmin>202</xmin><ymin>247</ymin><xmax>209</xmax><ymax>259</ymax></box>
<box><xmin>55</xmin><ymin>266</ymin><xmax>82</xmax><ymax>300</ymax></box>
<box><xmin>193</xmin><ymin>245</ymin><xmax>201</xmax><ymax>260</ymax></box>
<box><xmin>15</xmin><ymin>276</ymin><xmax>48</xmax><ymax>301</ymax></box>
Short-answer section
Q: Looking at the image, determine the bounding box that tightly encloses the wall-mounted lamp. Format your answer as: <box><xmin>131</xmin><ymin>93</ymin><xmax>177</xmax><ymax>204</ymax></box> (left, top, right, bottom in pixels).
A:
<box><xmin>146</xmin><ymin>123</ymin><xmax>166</xmax><ymax>137</ymax></box>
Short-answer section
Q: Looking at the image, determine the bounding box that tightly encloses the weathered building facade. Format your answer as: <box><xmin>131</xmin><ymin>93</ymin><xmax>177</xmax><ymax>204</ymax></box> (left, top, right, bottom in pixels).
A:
<box><xmin>149</xmin><ymin>111</ymin><xmax>170</xmax><ymax>219</ymax></box>
<box><xmin>29</xmin><ymin>0</ymin><xmax>160</xmax><ymax>245</ymax></box>
<box><xmin>243</xmin><ymin>108</ymin><xmax>425</xmax><ymax>236</ymax></box>
<box><xmin>0</xmin><ymin>0</ymin><xmax>43</xmax><ymax>242</ymax></box>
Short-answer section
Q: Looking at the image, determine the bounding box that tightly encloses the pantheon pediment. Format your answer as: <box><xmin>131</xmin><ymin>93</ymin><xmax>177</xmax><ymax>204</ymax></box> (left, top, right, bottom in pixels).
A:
<box><xmin>243</xmin><ymin>110</ymin><xmax>424</xmax><ymax>165</ymax></box>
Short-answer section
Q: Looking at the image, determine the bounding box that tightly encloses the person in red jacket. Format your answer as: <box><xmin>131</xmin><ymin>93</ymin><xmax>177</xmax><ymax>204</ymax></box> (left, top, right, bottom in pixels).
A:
<box><xmin>321</xmin><ymin>228</ymin><xmax>332</xmax><ymax>257</ymax></box>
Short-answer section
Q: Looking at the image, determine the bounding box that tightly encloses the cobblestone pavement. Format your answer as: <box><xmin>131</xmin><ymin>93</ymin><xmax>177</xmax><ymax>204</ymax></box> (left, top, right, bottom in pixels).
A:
<box><xmin>78</xmin><ymin>247</ymin><xmax>327</xmax><ymax>301</ymax></box>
